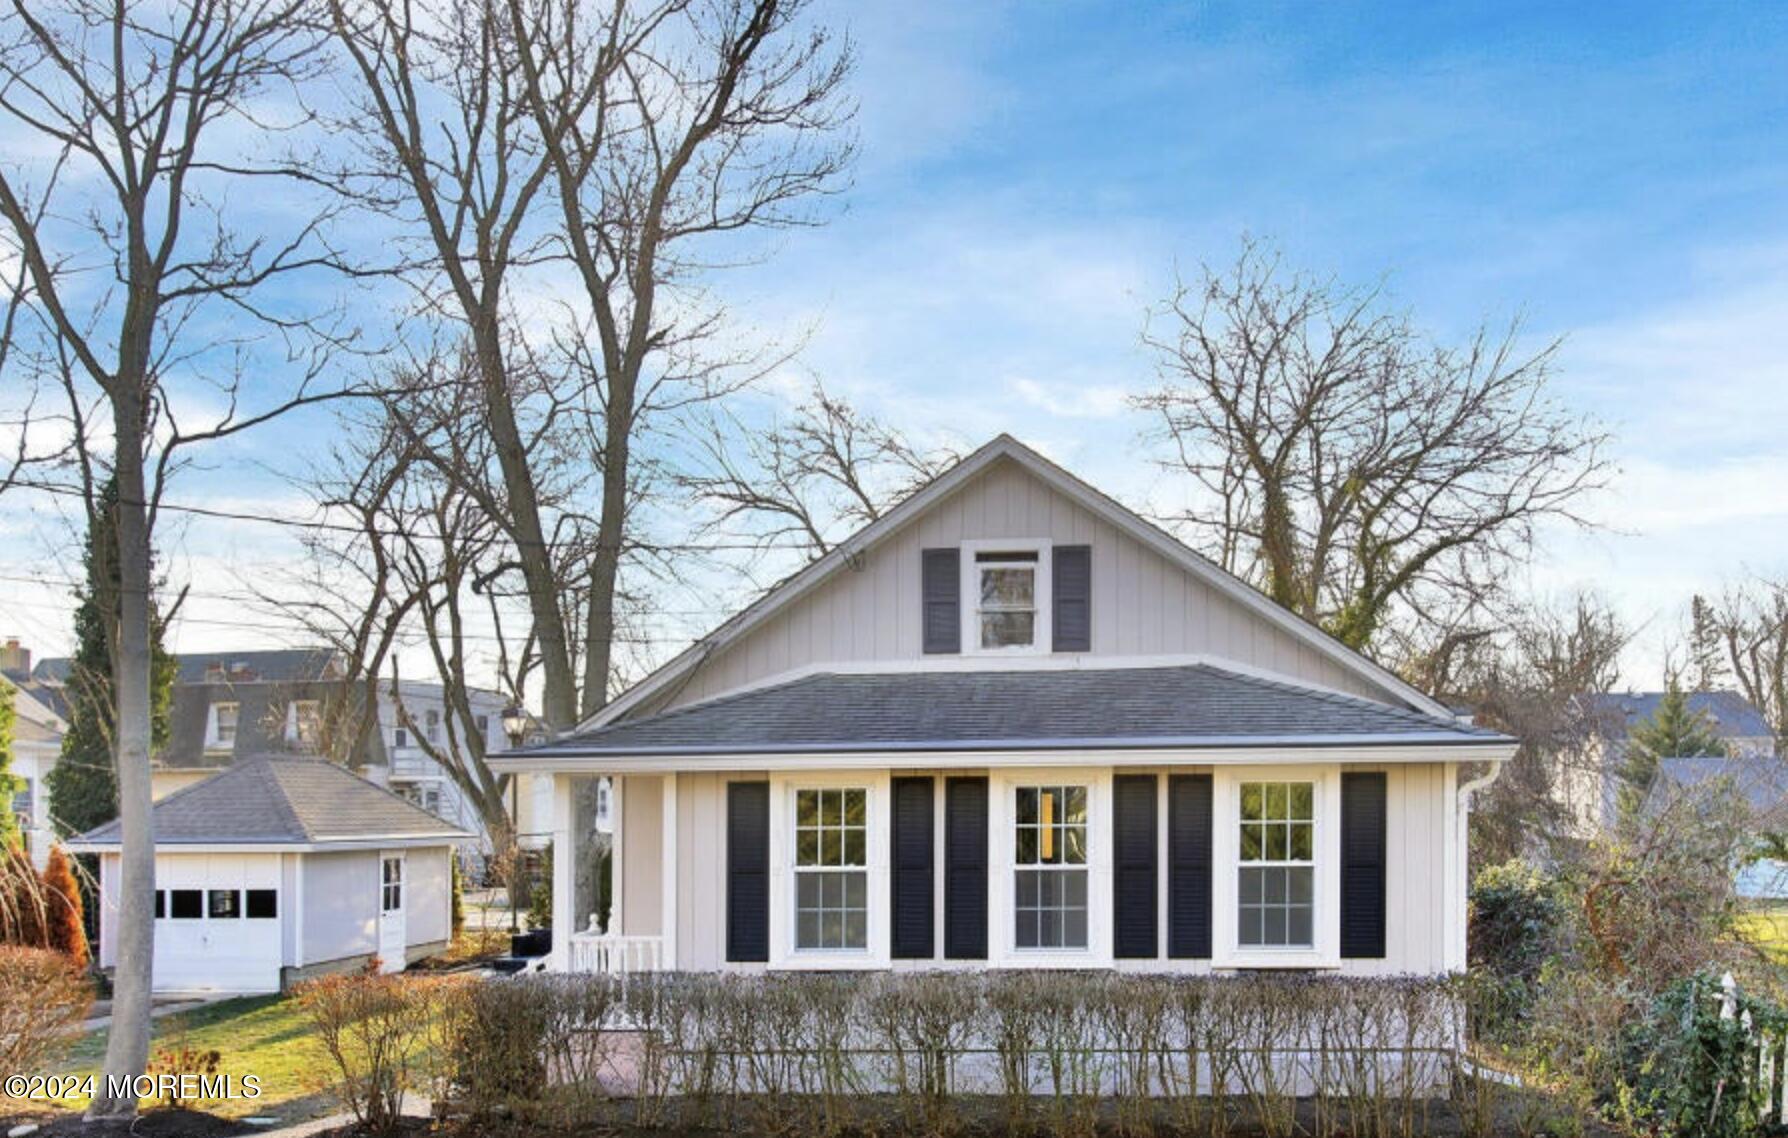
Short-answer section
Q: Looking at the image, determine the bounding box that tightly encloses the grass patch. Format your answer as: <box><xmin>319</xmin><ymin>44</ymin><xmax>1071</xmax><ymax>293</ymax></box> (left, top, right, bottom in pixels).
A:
<box><xmin>1734</xmin><ymin>905</ymin><xmax>1788</xmax><ymax>961</ymax></box>
<box><xmin>46</xmin><ymin>994</ymin><xmax>336</xmax><ymax>1120</ymax></box>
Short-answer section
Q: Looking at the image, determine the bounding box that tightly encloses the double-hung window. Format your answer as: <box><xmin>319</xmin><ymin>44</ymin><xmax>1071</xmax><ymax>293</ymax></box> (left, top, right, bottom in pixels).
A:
<box><xmin>794</xmin><ymin>788</ymin><xmax>868</xmax><ymax>951</ymax></box>
<box><xmin>210</xmin><ymin>701</ymin><xmax>239</xmax><ymax>750</ymax></box>
<box><xmin>976</xmin><ymin>551</ymin><xmax>1039</xmax><ymax>649</ymax></box>
<box><xmin>1238</xmin><ymin>781</ymin><xmax>1316</xmax><ymax>948</ymax></box>
<box><xmin>291</xmin><ymin>700</ymin><xmax>322</xmax><ymax>748</ymax></box>
<box><xmin>1013</xmin><ymin>784</ymin><xmax>1089</xmax><ymax>949</ymax></box>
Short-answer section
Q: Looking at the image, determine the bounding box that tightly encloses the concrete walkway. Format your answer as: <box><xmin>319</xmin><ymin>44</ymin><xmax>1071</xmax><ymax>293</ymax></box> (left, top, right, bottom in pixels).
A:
<box><xmin>80</xmin><ymin>994</ymin><xmax>231</xmax><ymax>1032</ymax></box>
<box><xmin>237</xmin><ymin>1094</ymin><xmax>431</xmax><ymax>1136</ymax></box>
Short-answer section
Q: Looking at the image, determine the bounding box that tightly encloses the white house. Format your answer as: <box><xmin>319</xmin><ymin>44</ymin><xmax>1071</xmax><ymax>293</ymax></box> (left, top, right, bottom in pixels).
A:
<box><xmin>69</xmin><ymin>757</ymin><xmax>471</xmax><ymax>995</ymax></box>
<box><xmin>1</xmin><ymin>653</ymin><xmax>68</xmax><ymax>869</ymax></box>
<box><xmin>31</xmin><ymin>646</ymin><xmax>561</xmax><ymax>868</ymax></box>
<box><xmin>492</xmin><ymin>436</ymin><xmax>1514</xmax><ymax>977</ymax></box>
<box><xmin>1557</xmin><ymin>689</ymin><xmax>1775</xmax><ymax>837</ymax></box>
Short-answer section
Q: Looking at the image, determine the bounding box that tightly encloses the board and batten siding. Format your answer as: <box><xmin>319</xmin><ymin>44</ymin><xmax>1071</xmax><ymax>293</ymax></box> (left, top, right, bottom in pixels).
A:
<box><xmin>663</xmin><ymin>760</ymin><xmax>1457</xmax><ymax>975</ymax></box>
<box><xmin>654</xmin><ymin>457</ymin><xmax>1382</xmax><ymax>713</ymax></box>
<box><xmin>620</xmin><ymin>775</ymin><xmax>665</xmax><ymax>938</ymax></box>
<box><xmin>302</xmin><ymin>850</ymin><xmax>380</xmax><ymax>963</ymax></box>
<box><xmin>405</xmin><ymin>846</ymin><xmax>453</xmax><ymax>949</ymax></box>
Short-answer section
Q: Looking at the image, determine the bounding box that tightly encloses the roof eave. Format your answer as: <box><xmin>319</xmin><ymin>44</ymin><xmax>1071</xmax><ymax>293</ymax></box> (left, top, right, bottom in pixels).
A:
<box><xmin>491</xmin><ymin>735</ymin><xmax>1517</xmax><ymax>774</ymax></box>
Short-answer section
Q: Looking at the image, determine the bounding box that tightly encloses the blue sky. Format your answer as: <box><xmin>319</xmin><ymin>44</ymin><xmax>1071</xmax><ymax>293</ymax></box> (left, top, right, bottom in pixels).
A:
<box><xmin>5</xmin><ymin>0</ymin><xmax>1788</xmax><ymax>687</ymax></box>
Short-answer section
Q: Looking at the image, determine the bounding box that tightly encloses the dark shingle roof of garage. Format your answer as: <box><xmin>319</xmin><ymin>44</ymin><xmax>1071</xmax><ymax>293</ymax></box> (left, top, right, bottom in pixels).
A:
<box><xmin>73</xmin><ymin>756</ymin><xmax>470</xmax><ymax>846</ymax></box>
<box><xmin>522</xmin><ymin>664</ymin><xmax>1506</xmax><ymax>758</ymax></box>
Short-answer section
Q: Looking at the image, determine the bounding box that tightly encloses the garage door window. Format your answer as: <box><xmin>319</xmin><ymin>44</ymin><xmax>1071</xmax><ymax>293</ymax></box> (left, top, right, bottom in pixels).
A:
<box><xmin>154</xmin><ymin>890</ymin><xmax>165</xmax><ymax>919</ymax></box>
<box><xmin>208</xmin><ymin>890</ymin><xmax>241</xmax><ymax>919</ymax></box>
<box><xmin>169</xmin><ymin>890</ymin><xmax>203</xmax><ymax>919</ymax></box>
<box><xmin>247</xmin><ymin>890</ymin><xmax>278</xmax><ymax>919</ymax></box>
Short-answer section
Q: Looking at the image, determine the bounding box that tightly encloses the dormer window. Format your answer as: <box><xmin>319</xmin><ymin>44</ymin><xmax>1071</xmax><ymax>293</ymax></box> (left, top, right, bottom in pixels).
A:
<box><xmin>207</xmin><ymin>701</ymin><xmax>239</xmax><ymax>750</ymax></box>
<box><xmin>961</xmin><ymin>539</ymin><xmax>1052</xmax><ymax>655</ymax></box>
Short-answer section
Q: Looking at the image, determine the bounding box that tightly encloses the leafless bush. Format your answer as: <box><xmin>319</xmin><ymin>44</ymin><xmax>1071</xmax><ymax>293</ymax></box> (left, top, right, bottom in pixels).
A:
<box><xmin>1097</xmin><ymin>974</ymin><xmax>1173</xmax><ymax>1136</ymax></box>
<box><xmin>298</xmin><ymin>971</ymin><xmax>460</xmax><ymax>1136</ymax></box>
<box><xmin>453</xmin><ymin>974</ymin><xmax>620</xmax><ymax>1125</ymax></box>
<box><xmin>863</xmin><ymin>971</ymin><xmax>983</xmax><ymax>1134</ymax></box>
<box><xmin>0</xmin><ymin>946</ymin><xmax>91</xmax><ymax>1077</ymax></box>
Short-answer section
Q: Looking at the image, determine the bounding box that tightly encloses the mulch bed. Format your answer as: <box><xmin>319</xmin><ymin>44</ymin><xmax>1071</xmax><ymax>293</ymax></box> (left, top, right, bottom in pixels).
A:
<box><xmin>284</xmin><ymin>1093</ymin><xmax>1629</xmax><ymax>1138</ymax></box>
<box><xmin>0</xmin><ymin>1107</ymin><xmax>261</xmax><ymax>1137</ymax></box>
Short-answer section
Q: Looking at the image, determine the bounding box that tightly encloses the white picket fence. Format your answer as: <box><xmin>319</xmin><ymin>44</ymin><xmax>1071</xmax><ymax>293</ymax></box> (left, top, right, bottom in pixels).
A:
<box><xmin>1718</xmin><ymin>971</ymin><xmax>1788</xmax><ymax>1127</ymax></box>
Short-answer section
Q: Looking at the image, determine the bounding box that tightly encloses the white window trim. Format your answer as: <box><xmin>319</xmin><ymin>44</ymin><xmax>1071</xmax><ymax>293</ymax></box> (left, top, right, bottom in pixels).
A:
<box><xmin>767</xmin><ymin>771</ymin><xmax>890</xmax><ymax>970</ymax></box>
<box><xmin>1212</xmin><ymin>764</ymin><xmax>1342</xmax><ymax>970</ymax></box>
<box><xmin>206</xmin><ymin>701</ymin><xmax>239</xmax><ymax>750</ymax></box>
<box><xmin>989</xmin><ymin>767</ymin><xmax>1111</xmax><ymax>967</ymax></box>
<box><xmin>286</xmin><ymin>699</ymin><xmax>322</xmax><ymax>745</ymax></box>
<box><xmin>959</xmin><ymin>538</ymin><xmax>1053</xmax><ymax>657</ymax></box>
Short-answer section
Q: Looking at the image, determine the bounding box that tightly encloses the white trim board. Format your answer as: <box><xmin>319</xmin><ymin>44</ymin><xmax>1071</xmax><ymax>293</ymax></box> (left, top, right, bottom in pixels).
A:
<box><xmin>574</xmin><ymin>436</ymin><xmax>1452</xmax><ymax>733</ymax></box>
<box><xmin>493</xmin><ymin>741</ymin><xmax>1517</xmax><ymax>776</ymax></box>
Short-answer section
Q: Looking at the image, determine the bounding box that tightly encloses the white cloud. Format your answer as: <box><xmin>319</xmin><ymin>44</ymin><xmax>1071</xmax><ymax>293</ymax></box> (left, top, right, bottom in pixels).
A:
<box><xmin>1007</xmin><ymin>376</ymin><xmax>1132</xmax><ymax>420</ymax></box>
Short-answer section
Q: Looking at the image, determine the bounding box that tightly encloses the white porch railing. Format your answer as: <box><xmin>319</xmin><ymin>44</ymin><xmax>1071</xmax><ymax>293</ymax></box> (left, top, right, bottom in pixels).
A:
<box><xmin>566</xmin><ymin>930</ymin><xmax>664</xmax><ymax>975</ymax></box>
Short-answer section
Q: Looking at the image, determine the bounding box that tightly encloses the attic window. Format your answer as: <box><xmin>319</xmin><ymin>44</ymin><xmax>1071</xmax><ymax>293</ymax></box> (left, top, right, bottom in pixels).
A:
<box><xmin>208</xmin><ymin>701</ymin><xmax>239</xmax><ymax>750</ymax></box>
<box><xmin>962</xmin><ymin>541</ymin><xmax>1052</xmax><ymax>654</ymax></box>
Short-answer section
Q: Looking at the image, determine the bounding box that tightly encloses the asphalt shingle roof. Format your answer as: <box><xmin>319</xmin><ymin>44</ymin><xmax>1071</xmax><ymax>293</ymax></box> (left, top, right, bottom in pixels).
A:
<box><xmin>1579</xmin><ymin>690</ymin><xmax>1773</xmax><ymax>741</ymax></box>
<box><xmin>528</xmin><ymin>664</ymin><xmax>1505</xmax><ymax>758</ymax></box>
<box><xmin>74</xmin><ymin>756</ymin><xmax>468</xmax><ymax>846</ymax></box>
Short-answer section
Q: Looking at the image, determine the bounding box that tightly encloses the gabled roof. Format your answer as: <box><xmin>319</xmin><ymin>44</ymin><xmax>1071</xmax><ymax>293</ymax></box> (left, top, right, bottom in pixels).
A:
<box><xmin>70</xmin><ymin>757</ymin><xmax>470</xmax><ymax>848</ymax></box>
<box><xmin>586</xmin><ymin>435</ymin><xmax>1451</xmax><ymax>730</ymax></box>
<box><xmin>1651</xmin><ymin>755</ymin><xmax>1788</xmax><ymax>814</ymax></box>
<box><xmin>523</xmin><ymin>663</ymin><xmax>1504</xmax><ymax>760</ymax></box>
<box><xmin>1578</xmin><ymin>690</ymin><xmax>1773</xmax><ymax>741</ymax></box>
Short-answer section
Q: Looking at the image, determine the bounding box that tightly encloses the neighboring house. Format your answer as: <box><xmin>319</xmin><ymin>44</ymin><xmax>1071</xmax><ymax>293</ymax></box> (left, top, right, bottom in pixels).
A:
<box><xmin>32</xmin><ymin>645</ymin><xmax>556</xmax><ymax>865</ymax></box>
<box><xmin>1558</xmin><ymin>690</ymin><xmax>1775</xmax><ymax>836</ymax></box>
<box><xmin>68</xmin><ymin>756</ymin><xmax>471</xmax><ymax>994</ymax></box>
<box><xmin>492</xmin><ymin>435</ymin><xmax>1515</xmax><ymax>978</ymax></box>
<box><xmin>1643</xmin><ymin>754</ymin><xmax>1788</xmax><ymax>902</ymax></box>
<box><xmin>1</xmin><ymin>639</ymin><xmax>68</xmax><ymax>868</ymax></box>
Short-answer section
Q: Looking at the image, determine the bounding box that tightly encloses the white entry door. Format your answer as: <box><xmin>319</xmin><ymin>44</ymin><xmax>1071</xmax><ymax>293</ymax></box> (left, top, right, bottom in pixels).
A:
<box><xmin>377</xmin><ymin>852</ymin><xmax>406</xmax><ymax>974</ymax></box>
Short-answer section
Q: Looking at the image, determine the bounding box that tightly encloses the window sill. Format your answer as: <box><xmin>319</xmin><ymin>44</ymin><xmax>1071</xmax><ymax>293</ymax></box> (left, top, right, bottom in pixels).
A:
<box><xmin>769</xmin><ymin>951</ymin><xmax>883</xmax><ymax>971</ymax></box>
<box><xmin>1214</xmin><ymin>949</ymin><xmax>1339</xmax><ymax>971</ymax></box>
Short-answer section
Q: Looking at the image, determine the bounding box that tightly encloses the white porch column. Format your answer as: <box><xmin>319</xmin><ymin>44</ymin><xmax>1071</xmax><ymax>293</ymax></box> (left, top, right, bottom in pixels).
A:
<box><xmin>610</xmin><ymin>775</ymin><xmax>625</xmax><ymax>937</ymax></box>
<box><xmin>551</xmin><ymin>773</ymin><xmax>574</xmax><ymax>972</ymax></box>
<box><xmin>661</xmin><ymin>772</ymin><xmax>678</xmax><ymax>970</ymax></box>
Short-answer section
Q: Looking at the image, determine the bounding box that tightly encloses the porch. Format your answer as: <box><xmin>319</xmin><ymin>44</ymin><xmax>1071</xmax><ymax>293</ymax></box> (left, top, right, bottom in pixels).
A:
<box><xmin>554</xmin><ymin>773</ymin><xmax>678</xmax><ymax>974</ymax></box>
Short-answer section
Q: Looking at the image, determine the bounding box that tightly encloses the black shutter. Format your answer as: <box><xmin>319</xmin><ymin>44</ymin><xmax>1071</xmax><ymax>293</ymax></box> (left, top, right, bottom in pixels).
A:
<box><xmin>922</xmin><ymin>548</ymin><xmax>961</xmax><ymax>654</ymax></box>
<box><xmin>1167</xmin><ymin>773</ymin><xmax>1213</xmax><ymax>959</ymax></box>
<box><xmin>1113</xmin><ymin>774</ymin><xmax>1158</xmax><ymax>958</ymax></box>
<box><xmin>1341</xmin><ymin>771</ymin><xmax>1388</xmax><ymax>959</ymax></box>
<box><xmin>944</xmin><ymin>776</ymin><xmax>988</xmax><ymax>959</ymax></box>
<box><xmin>1052</xmin><ymin>544</ymin><xmax>1092</xmax><ymax>652</ymax></box>
<box><xmin>726</xmin><ymin>781</ymin><xmax>770</xmax><ymax>963</ymax></box>
<box><xmin>891</xmin><ymin>776</ymin><xmax>935</xmax><ymax>959</ymax></box>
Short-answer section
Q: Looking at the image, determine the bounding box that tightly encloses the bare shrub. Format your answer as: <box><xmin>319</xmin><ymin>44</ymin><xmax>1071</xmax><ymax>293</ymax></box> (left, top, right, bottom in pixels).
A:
<box><xmin>0</xmin><ymin>945</ymin><xmax>92</xmax><ymax>1077</ymax></box>
<box><xmin>987</xmin><ymin>971</ymin><xmax>1049</xmax><ymax>1130</ymax></box>
<box><xmin>863</xmin><ymin>971</ymin><xmax>983</xmax><ymax>1134</ymax></box>
<box><xmin>1030</xmin><ymin>971</ymin><xmax>1105</xmax><ymax>1138</ymax></box>
<box><xmin>298</xmin><ymin>970</ymin><xmax>455</xmax><ymax>1135</ymax></box>
<box><xmin>1097</xmin><ymin>973</ymin><xmax>1173</xmax><ymax>1136</ymax></box>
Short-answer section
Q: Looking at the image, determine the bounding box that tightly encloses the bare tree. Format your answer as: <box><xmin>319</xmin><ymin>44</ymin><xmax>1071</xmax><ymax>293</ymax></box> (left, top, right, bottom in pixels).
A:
<box><xmin>1694</xmin><ymin>580</ymin><xmax>1788</xmax><ymax>749</ymax></box>
<box><xmin>1411</xmin><ymin>592</ymin><xmax>1631</xmax><ymax>867</ymax></box>
<box><xmin>1136</xmin><ymin>240</ymin><xmax>1612</xmax><ymax>655</ymax></box>
<box><xmin>0</xmin><ymin>0</ymin><xmax>345</xmax><ymax>1115</ymax></box>
<box><xmin>327</xmin><ymin>0</ymin><xmax>854</xmax><ymax>728</ymax></box>
<box><xmin>680</xmin><ymin>380</ymin><xmax>958</xmax><ymax>565</ymax></box>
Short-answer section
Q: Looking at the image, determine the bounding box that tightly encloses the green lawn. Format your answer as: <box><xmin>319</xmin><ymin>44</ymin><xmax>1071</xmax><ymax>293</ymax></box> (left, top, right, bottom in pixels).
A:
<box><xmin>1735</xmin><ymin>905</ymin><xmax>1788</xmax><ymax>962</ymax></box>
<box><xmin>48</xmin><ymin>994</ymin><xmax>339</xmax><ymax>1121</ymax></box>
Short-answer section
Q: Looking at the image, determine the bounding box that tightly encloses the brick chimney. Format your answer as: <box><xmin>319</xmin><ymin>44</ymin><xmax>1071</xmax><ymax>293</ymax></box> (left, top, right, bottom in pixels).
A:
<box><xmin>0</xmin><ymin>638</ymin><xmax>29</xmax><ymax>676</ymax></box>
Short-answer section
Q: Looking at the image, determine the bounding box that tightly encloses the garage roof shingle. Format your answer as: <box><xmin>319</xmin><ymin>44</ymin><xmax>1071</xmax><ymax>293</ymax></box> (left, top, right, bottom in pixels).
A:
<box><xmin>74</xmin><ymin>757</ymin><xmax>470</xmax><ymax>846</ymax></box>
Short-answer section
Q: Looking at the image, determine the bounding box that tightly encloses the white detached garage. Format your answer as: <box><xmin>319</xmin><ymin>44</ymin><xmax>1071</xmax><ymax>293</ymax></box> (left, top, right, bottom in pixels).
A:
<box><xmin>71</xmin><ymin>757</ymin><xmax>471</xmax><ymax>995</ymax></box>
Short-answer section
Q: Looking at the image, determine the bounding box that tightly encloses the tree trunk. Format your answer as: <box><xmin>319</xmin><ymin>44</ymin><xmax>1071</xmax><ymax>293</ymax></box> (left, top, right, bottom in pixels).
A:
<box><xmin>89</xmin><ymin>393</ymin><xmax>155</xmax><ymax>1120</ymax></box>
<box><xmin>580</xmin><ymin>394</ymin><xmax>632</xmax><ymax>721</ymax></box>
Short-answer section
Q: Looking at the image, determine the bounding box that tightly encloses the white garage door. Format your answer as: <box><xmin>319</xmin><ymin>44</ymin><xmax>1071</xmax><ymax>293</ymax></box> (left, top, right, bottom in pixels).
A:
<box><xmin>151</xmin><ymin>854</ymin><xmax>284</xmax><ymax>994</ymax></box>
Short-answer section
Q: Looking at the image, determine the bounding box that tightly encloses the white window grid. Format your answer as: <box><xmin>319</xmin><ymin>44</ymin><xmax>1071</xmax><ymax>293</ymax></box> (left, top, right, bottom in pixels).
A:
<box><xmin>1238</xmin><ymin>781</ymin><xmax>1316</xmax><ymax>948</ymax></box>
<box><xmin>793</xmin><ymin>787</ymin><xmax>868</xmax><ymax>950</ymax></box>
<box><xmin>1014</xmin><ymin>784</ymin><xmax>1089</xmax><ymax>949</ymax></box>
